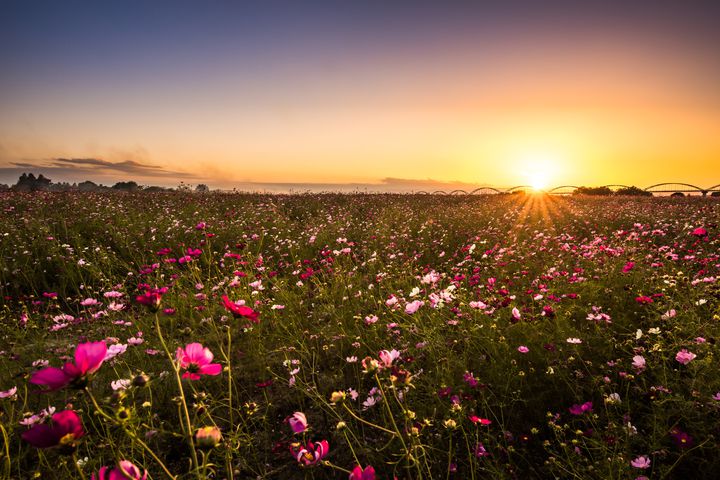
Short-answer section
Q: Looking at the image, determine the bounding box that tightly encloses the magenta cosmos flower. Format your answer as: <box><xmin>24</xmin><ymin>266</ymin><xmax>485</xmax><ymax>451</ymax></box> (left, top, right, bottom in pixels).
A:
<box><xmin>175</xmin><ymin>343</ymin><xmax>222</xmax><ymax>380</ymax></box>
<box><xmin>287</xmin><ymin>411</ymin><xmax>308</xmax><ymax>434</ymax></box>
<box><xmin>290</xmin><ymin>440</ymin><xmax>329</xmax><ymax>466</ymax></box>
<box><xmin>568</xmin><ymin>401</ymin><xmax>593</xmax><ymax>415</ymax></box>
<box><xmin>21</xmin><ymin>410</ymin><xmax>84</xmax><ymax>453</ymax></box>
<box><xmin>135</xmin><ymin>287</ymin><xmax>167</xmax><ymax>311</ymax></box>
<box><xmin>349</xmin><ymin>465</ymin><xmax>376</xmax><ymax>480</ymax></box>
<box><xmin>221</xmin><ymin>295</ymin><xmax>260</xmax><ymax>323</ymax></box>
<box><xmin>30</xmin><ymin>341</ymin><xmax>107</xmax><ymax>391</ymax></box>
<box><xmin>93</xmin><ymin>461</ymin><xmax>148</xmax><ymax>480</ymax></box>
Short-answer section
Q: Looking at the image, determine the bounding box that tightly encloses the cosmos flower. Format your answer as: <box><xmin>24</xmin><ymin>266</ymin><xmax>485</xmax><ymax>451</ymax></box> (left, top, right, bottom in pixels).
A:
<box><xmin>287</xmin><ymin>412</ymin><xmax>308</xmax><ymax>434</ymax></box>
<box><xmin>675</xmin><ymin>349</ymin><xmax>696</xmax><ymax>365</ymax></box>
<box><xmin>378</xmin><ymin>349</ymin><xmax>400</xmax><ymax>368</ymax></box>
<box><xmin>349</xmin><ymin>465</ymin><xmax>376</xmax><ymax>480</ymax></box>
<box><xmin>175</xmin><ymin>343</ymin><xmax>222</xmax><ymax>380</ymax></box>
<box><xmin>473</xmin><ymin>443</ymin><xmax>490</xmax><ymax>458</ymax></box>
<box><xmin>21</xmin><ymin>410</ymin><xmax>84</xmax><ymax>453</ymax></box>
<box><xmin>290</xmin><ymin>440</ymin><xmax>329</xmax><ymax>466</ymax></box>
<box><xmin>630</xmin><ymin>456</ymin><xmax>651</xmax><ymax>469</ymax></box>
<box><xmin>30</xmin><ymin>341</ymin><xmax>107</xmax><ymax>391</ymax></box>
<box><xmin>221</xmin><ymin>295</ymin><xmax>260</xmax><ymax>323</ymax></box>
<box><xmin>632</xmin><ymin>355</ymin><xmax>646</xmax><ymax>372</ymax></box>
<box><xmin>404</xmin><ymin>300</ymin><xmax>424</xmax><ymax>314</ymax></box>
<box><xmin>568</xmin><ymin>401</ymin><xmax>593</xmax><ymax>416</ymax></box>
<box><xmin>135</xmin><ymin>289</ymin><xmax>165</xmax><ymax>311</ymax></box>
<box><xmin>92</xmin><ymin>461</ymin><xmax>148</xmax><ymax>480</ymax></box>
<box><xmin>517</xmin><ymin>345</ymin><xmax>529</xmax><ymax>353</ymax></box>
<box><xmin>670</xmin><ymin>427</ymin><xmax>693</xmax><ymax>448</ymax></box>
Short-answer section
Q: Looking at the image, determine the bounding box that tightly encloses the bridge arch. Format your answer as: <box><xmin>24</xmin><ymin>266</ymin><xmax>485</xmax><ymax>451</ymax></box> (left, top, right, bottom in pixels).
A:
<box><xmin>546</xmin><ymin>185</ymin><xmax>579</xmax><ymax>194</ymax></box>
<box><xmin>504</xmin><ymin>185</ymin><xmax>532</xmax><ymax>194</ymax></box>
<box><xmin>449</xmin><ymin>189</ymin><xmax>468</xmax><ymax>195</ymax></box>
<box><xmin>431</xmin><ymin>190</ymin><xmax>447</xmax><ymax>195</ymax></box>
<box><xmin>644</xmin><ymin>183</ymin><xmax>704</xmax><ymax>192</ymax></box>
<box><xmin>469</xmin><ymin>187</ymin><xmax>502</xmax><ymax>195</ymax></box>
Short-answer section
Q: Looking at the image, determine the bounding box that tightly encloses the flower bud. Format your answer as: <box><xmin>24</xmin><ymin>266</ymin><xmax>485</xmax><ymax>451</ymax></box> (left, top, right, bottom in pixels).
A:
<box><xmin>329</xmin><ymin>391</ymin><xmax>346</xmax><ymax>404</ymax></box>
<box><xmin>195</xmin><ymin>426</ymin><xmax>222</xmax><ymax>449</ymax></box>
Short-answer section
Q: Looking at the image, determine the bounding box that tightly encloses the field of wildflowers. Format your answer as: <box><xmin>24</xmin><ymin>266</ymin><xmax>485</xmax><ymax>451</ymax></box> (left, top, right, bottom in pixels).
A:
<box><xmin>0</xmin><ymin>192</ymin><xmax>718</xmax><ymax>479</ymax></box>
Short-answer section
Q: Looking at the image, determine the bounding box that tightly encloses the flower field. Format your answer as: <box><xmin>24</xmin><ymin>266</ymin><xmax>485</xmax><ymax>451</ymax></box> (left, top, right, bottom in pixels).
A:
<box><xmin>1</xmin><ymin>192</ymin><xmax>719</xmax><ymax>479</ymax></box>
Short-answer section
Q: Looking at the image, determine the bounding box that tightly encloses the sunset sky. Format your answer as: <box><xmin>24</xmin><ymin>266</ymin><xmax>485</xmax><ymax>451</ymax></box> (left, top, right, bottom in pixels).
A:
<box><xmin>1</xmin><ymin>1</ymin><xmax>719</xmax><ymax>191</ymax></box>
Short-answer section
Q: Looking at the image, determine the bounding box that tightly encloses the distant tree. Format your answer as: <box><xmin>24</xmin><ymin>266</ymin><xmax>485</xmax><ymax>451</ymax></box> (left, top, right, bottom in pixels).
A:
<box><xmin>670</xmin><ymin>192</ymin><xmax>685</xmax><ymax>197</ymax></box>
<box><xmin>614</xmin><ymin>186</ymin><xmax>652</xmax><ymax>197</ymax></box>
<box><xmin>13</xmin><ymin>172</ymin><xmax>52</xmax><ymax>192</ymax></box>
<box><xmin>78</xmin><ymin>180</ymin><xmax>99</xmax><ymax>192</ymax></box>
<box><xmin>0</xmin><ymin>183</ymin><xmax>9</xmax><ymax>192</ymax></box>
<box><xmin>195</xmin><ymin>184</ymin><xmax>209</xmax><ymax>193</ymax></box>
<box><xmin>112</xmin><ymin>181</ymin><xmax>139</xmax><ymax>192</ymax></box>
<box><xmin>574</xmin><ymin>186</ymin><xmax>613</xmax><ymax>196</ymax></box>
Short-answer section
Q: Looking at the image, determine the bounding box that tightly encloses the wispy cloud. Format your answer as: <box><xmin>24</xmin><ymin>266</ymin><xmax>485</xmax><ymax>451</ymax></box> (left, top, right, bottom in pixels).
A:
<box><xmin>1</xmin><ymin>157</ymin><xmax>193</xmax><ymax>185</ymax></box>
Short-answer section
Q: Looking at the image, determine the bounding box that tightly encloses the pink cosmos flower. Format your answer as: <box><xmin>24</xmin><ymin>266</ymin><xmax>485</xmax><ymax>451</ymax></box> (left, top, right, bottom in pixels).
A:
<box><xmin>30</xmin><ymin>341</ymin><xmax>107</xmax><ymax>391</ymax></box>
<box><xmin>511</xmin><ymin>307</ymin><xmax>521</xmax><ymax>321</ymax></box>
<box><xmin>0</xmin><ymin>386</ymin><xmax>17</xmax><ymax>399</ymax></box>
<box><xmin>632</xmin><ymin>355</ymin><xmax>646</xmax><ymax>372</ymax></box>
<box><xmin>630</xmin><ymin>456</ymin><xmax>651</xmax><ymax>469</ymax></box>
<box><xmin>290</xmin><ymin>440</ymin><xmax>329</xmax><ymax>466</ymax></box>
<box><xmin>349</xmin><ymin>465</ymin><xmax>376</xmax><ymax>480</ymax></box>
<box><xmin>287</xmin><ymin>412</ymin><xmax>308</xmax><ymax>434</ymax></box>
<box><xmin>92</xmin><ymin>461</ymin><xmax>148</xmax><ymax>480</ymax></box>
<box><xmin>568</xmin><ymin>401</ymin><xmax>593</xmax><ymax>415</ymax></box>
<box><xmin>21</xmin><ymin>410</ymin><xmax>84</xmax><ymax>452</ymax></box>
<box><xmin>378</xmin><ymin>349</ymin><xmax>401</xmax><ymax>368</ymax></box>
<box><xmin>404</xmin><ymin>300</ymin><xmax>424</xmax><ymax>314</ymax></box>
<box><xmin>473</xmin><ymin>442</ymin><xmax>490</xmax><ymax>458</ymax></box>
<box><xmin>221</xmin><ymin>295</ymin><xmax>260</xmax><ymax>323</ymax></box>
<box><xmin>675</xmin><ymin>349</ymin><xmax>696</xmax><ymax>365</ymax></box>
<box><xmin>175</xmin><ymin>343</ymin><xmax>222</xmax><ymax>380</ymax></box>
<box><xmin>622</xmin><ymin>261</ymin><xmax>635</xmax><ymax>273</ymax></box>
<box><xmin>517</xmin><ymin>346</ymin><xmax>529</xmax><ymax>354</ymax></box>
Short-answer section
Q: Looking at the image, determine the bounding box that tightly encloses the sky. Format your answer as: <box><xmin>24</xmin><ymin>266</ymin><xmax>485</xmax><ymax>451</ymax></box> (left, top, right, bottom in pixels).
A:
<box><xmin>1</xmin><ymin>0</ymin><xmax>719</xmax><ymax>191</ymax></box>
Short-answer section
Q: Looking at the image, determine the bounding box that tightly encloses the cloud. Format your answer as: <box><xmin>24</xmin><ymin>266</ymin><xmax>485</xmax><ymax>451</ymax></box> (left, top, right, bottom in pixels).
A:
<box><xmin>2</xmin><ymin>157</ymin><xmax>192</xmax><ymax>179</ymax></box>
<box><xmin>0</xmin><ymin>157</ymin><xmax>199</xmax><ymax>187</ymax></box>
<box><xmin>52</xmin><ymin>157</ymin><xmax>184</xmax><ymax>176</ymax></box>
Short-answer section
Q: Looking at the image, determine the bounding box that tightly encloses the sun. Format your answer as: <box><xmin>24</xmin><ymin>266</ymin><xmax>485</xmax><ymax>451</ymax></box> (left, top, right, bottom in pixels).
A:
<box><xmin>529</xmin><ymin>174</ymin><xmax>548</xmax><ymax>191</ymax></box>
<box><xmin>516</xmin><ymin>152</ymin><xmax>560</xmax><ymax>192</ymax></box>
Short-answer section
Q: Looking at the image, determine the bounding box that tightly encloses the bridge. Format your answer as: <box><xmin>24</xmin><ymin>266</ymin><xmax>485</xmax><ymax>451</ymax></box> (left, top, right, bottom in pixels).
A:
<box><xmin>412</xmin><ymin>183</ymin><xmax>720</xmax><ymax>196</ymax></box>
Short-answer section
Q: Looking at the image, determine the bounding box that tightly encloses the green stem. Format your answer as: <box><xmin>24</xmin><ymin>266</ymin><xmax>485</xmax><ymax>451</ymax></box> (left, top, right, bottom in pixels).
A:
<box><xmin>155</xmin><ymin>313</ymin><xmax>201</xmax><ymax>478</ymax></box>
<box><xmin>322</xmin><ymin>460</ymin><xmax>352</xmax><ymax>474</ymax></box>
<box><xmin>342</xmin><ymin>403</ymin><xmax>399</xmax><ymax>436</ymax></box>
<box><xmin>72</xmin><ymin>454</ymin><xmax>87</xmax><ymax>480</ymax></box>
